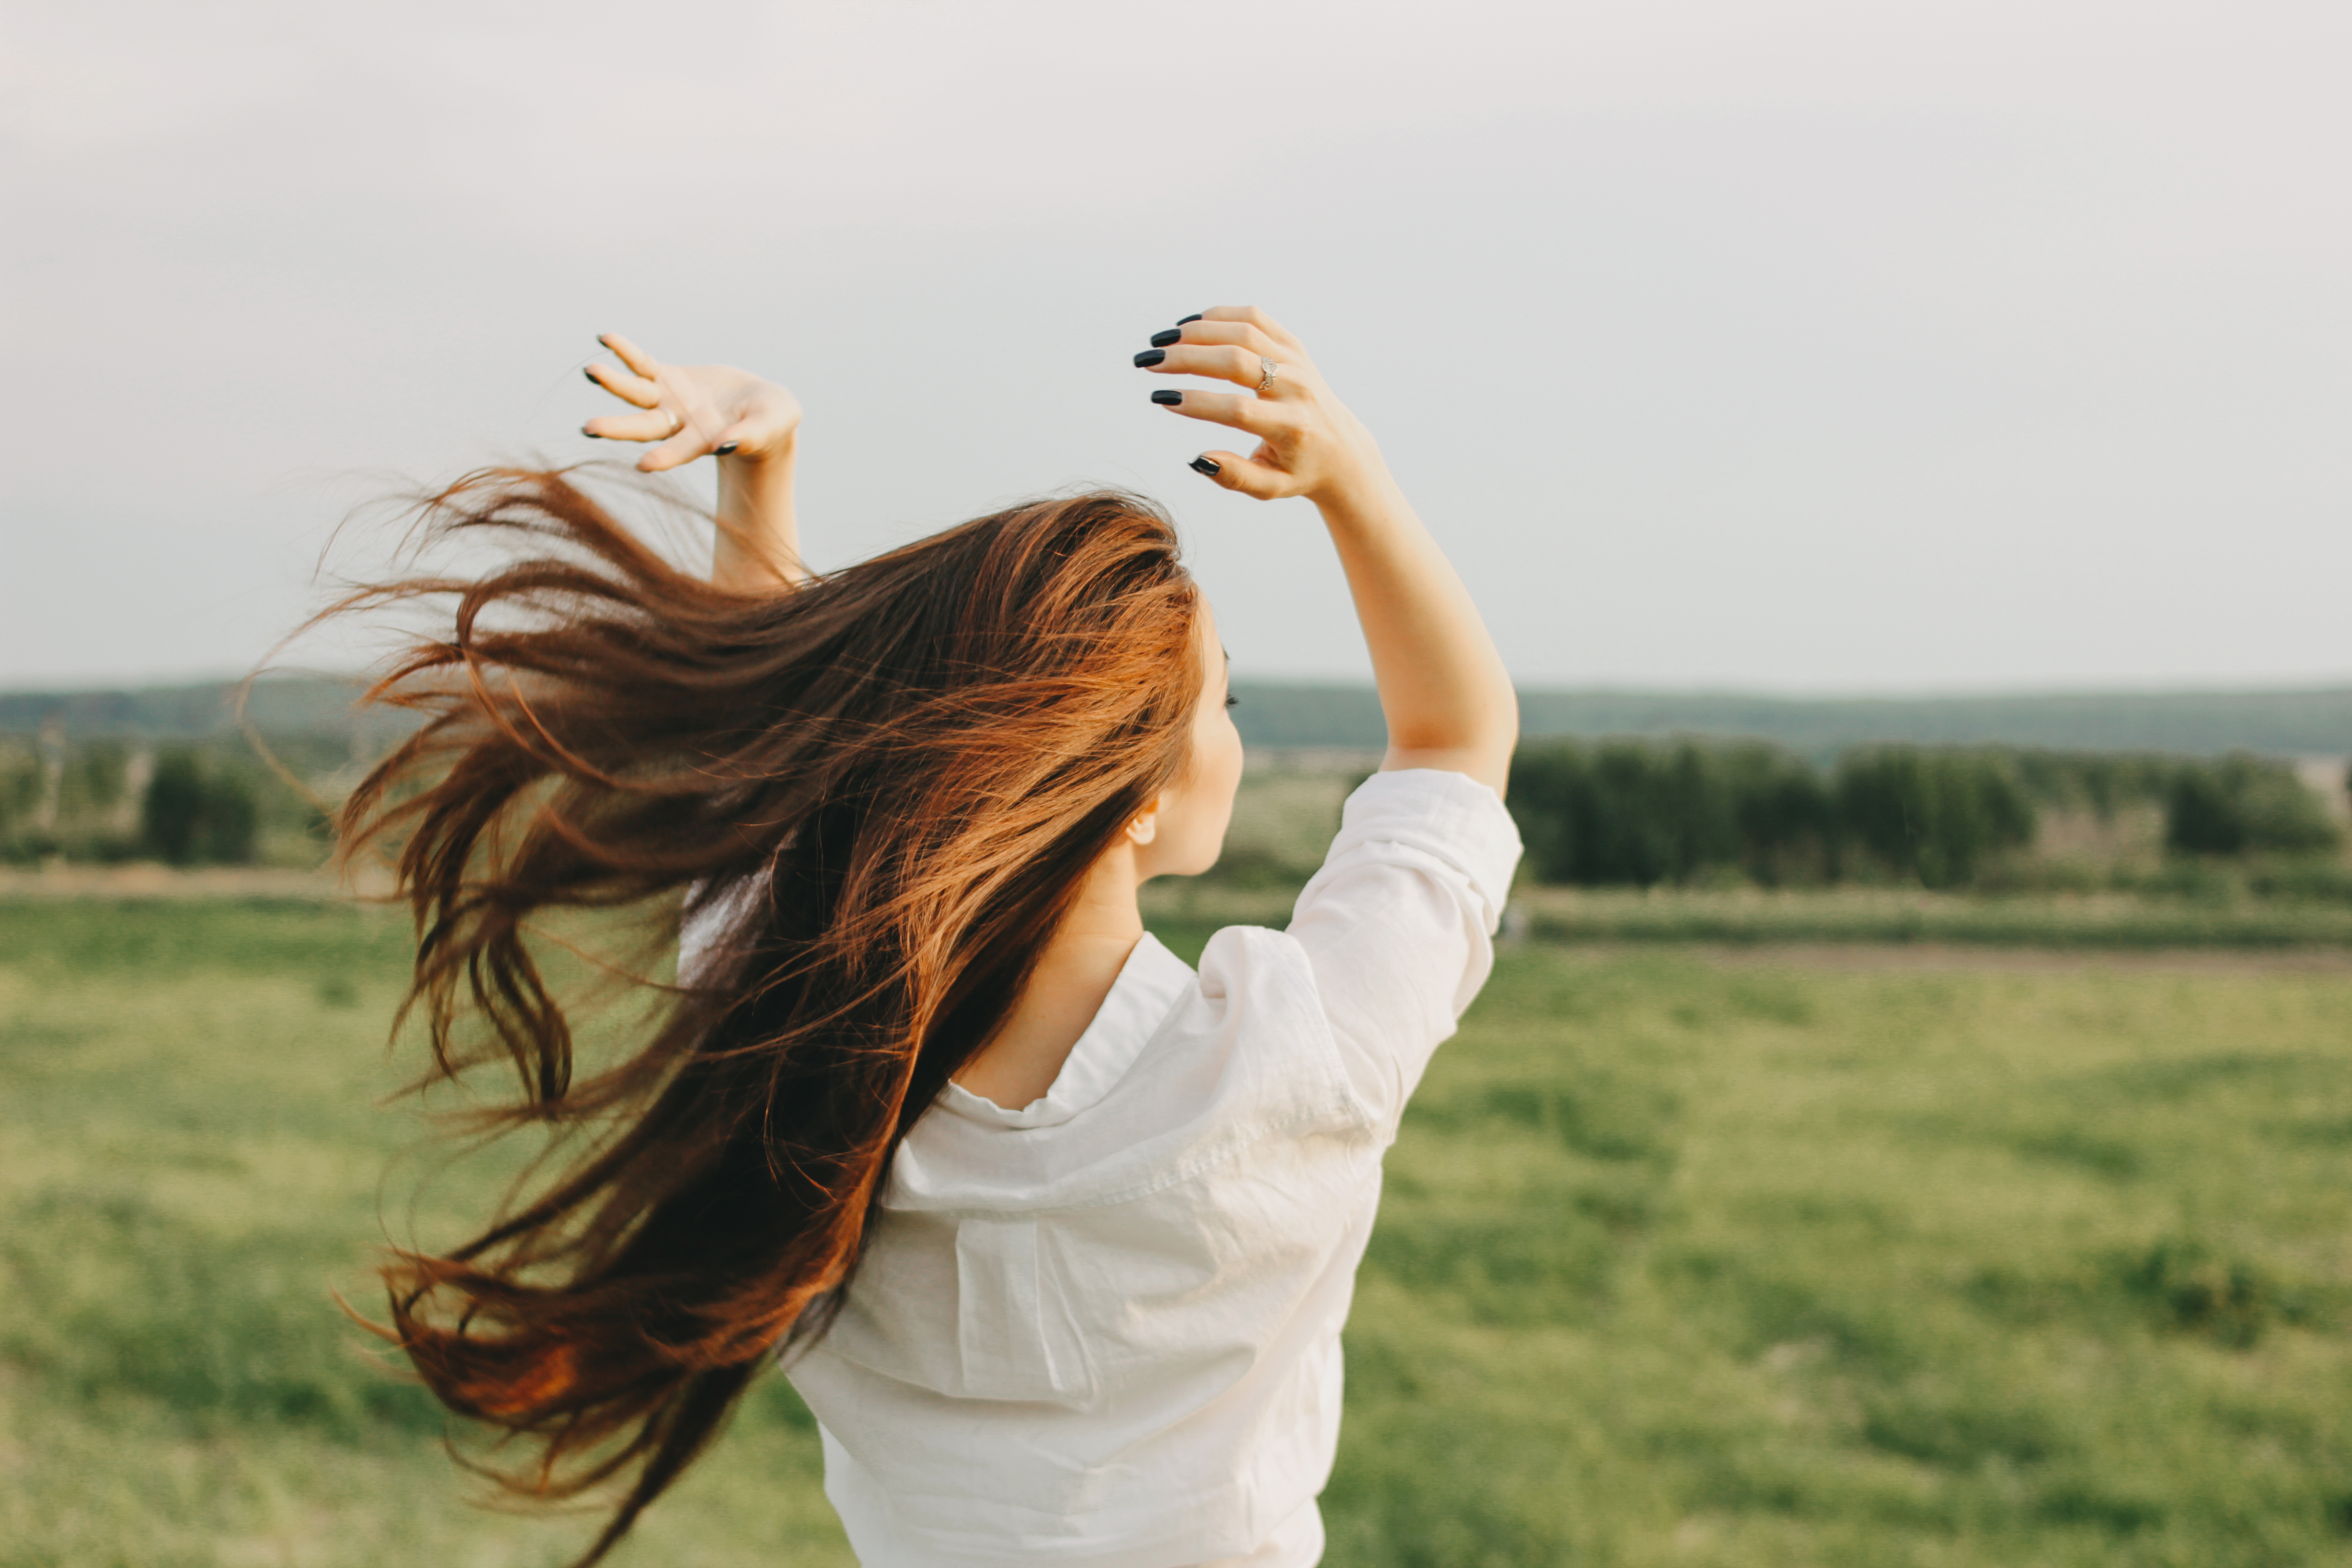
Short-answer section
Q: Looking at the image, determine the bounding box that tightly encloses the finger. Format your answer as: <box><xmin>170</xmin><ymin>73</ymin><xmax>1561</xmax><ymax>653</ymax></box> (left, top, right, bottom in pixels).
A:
<box><xmin>1159</xmin><ymin>319</ymin><xmax>1284</xmax><ymax>362</ymax></box>
<box><xmin>1188</xmin><ymin>448</ymin><xmax>1296</xmax><ymax>500</ymax></box>
<box><xmin>636</xmin><ymin>427</ymin><xmax>710</xmax><ymax>473</ymax></box>
<box><xmin>583</xmin><ymin>407</ymin><xmax>685</xmax><ymax>443</ymax></box>
<box><xmin>598</xmin><ymin>332</ymin><xmax>662</xmax><ymax>381</ymax></box>
<box><xmin>584</xmin><ymin>360</ymin><xmax>661</xmax><ymax>409</ymax></box>
<box><xmin>1152</xmin><ymin>388</ymin><xmax>1285</xmax><ymax>437</ymax></box>
<box><xmin>1200</xmin><ymin>306</ymin><xmax>1302</xmax><ymax>353</ymax></box>
<box><xmin>1137</xmin><ymin>344</ymin><xmax>1276</xmax><ymax>392</ymax></box>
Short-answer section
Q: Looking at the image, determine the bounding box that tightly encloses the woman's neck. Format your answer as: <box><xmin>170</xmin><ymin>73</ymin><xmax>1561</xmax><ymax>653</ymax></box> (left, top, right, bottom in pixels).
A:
<box><xmin>952</xmin><ymin>843</ymin><xmax>1145</xmax><ymax>1110</ymax></box>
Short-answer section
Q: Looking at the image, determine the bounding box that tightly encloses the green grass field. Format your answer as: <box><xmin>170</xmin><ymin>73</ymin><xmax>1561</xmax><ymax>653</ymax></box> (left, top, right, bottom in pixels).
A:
<box><xmin>1514</xmin><ymin>886</ymin><xmax>2352</xmax><ymax>950</ymax></box>
<box><xmin>5</xmin><ymin>900</ymin><xmax>2351</xmax><ymax>1566</ymax></box>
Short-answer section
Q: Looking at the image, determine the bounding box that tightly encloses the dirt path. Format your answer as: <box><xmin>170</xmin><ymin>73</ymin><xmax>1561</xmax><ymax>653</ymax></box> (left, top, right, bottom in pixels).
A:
<box><xmin>0</xmin><ymin>862</ymin><xmax>394</xmax><ymax>900</ymax></box>
<box><xmin>1679</xmin><ymin>942</ymin><xmax>2352</xmax><ymax>974</ymax></box>
<box><xmin>9</xmin><ymin>866</ymin><xmax>2351</xmax><ymax>974</ymax></box>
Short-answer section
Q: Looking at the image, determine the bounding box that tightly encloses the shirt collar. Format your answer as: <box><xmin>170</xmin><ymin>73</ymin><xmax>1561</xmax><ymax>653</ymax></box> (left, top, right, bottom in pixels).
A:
<box><xmin>938</xmin><ymin>932</ymin><xmax>1195</xmax><ymax>1130</ymax></box>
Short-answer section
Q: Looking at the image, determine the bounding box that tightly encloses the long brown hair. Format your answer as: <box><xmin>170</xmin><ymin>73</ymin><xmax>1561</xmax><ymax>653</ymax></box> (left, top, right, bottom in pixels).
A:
<box><xmin>334</xmin><ymin>467</ymin><xmax>1201</xmax><ymax>1561</ymax></box>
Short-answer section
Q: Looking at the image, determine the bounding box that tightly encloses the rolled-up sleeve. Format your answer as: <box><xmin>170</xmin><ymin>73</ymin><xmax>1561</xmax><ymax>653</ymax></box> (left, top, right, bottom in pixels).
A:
<box><xmin>1284</xmin><ymin>768</ymin><xmax>1524</xmax><ymax>1129</ymax></box>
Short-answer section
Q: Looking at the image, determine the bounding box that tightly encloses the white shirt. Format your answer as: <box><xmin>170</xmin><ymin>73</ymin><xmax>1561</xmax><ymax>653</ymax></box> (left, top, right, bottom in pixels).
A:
<box><xmin>736</xmin><ymin>769</ymin><xmax>1522</xmax><ymax>1568</ymax></box>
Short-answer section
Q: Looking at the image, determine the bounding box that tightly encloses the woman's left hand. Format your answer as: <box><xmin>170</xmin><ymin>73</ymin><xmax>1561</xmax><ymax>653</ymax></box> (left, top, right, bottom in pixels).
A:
<box><xmin>582</xmin><ymin>333</ymin><xmax>803</xmax><ymax>473</ymax></box>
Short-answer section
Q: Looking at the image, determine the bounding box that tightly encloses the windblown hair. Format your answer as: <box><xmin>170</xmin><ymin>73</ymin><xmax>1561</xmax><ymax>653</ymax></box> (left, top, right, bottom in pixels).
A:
<box><xmin>334</xmin><ymin>468</ymin><xmax>1202</xmax><ymax>1563</ymax></box>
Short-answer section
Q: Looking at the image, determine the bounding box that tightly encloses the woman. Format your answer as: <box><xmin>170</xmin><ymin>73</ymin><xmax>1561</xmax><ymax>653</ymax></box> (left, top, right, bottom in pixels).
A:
<box><xmin>344</xmin><ymin>307</ymin><xmax>1519</xmax><ymax>1567</ymax></box>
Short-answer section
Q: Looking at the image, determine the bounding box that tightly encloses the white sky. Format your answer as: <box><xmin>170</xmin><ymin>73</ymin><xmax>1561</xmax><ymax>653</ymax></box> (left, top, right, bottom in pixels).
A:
<box><xmin>3</xmin><ymin>0</ymin><xmax>2347</xmax><ymax>693</ymax></box>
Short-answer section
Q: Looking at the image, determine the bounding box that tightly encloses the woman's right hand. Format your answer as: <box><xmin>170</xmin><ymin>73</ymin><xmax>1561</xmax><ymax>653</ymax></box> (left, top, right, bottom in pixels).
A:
<box><xmin>583</xmin><ymin>333</ymin><xmax>803</xmax><ymax>475</ymax></box>
<box><xmin>1132</xmin><ymin>307</ymin><xmax>1393</xmax><ymax>508</ymax></box>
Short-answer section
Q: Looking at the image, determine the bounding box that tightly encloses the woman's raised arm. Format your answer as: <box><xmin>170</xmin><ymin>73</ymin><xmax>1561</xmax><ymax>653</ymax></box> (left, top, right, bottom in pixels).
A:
<box><xmin>583</xmin><ymin>332</ymin><xmax>806</xmax><ymax>592</ymax></box>
<box><xmin>1136</xmin><ymin>308</ymin><xmax>1518</xmax><ymax>795</ymax></box>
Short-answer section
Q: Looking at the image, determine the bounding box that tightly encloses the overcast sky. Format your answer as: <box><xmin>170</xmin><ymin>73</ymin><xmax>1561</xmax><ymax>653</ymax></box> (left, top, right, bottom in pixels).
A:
<box><xmin>4</xmin><ymin>0</ymin><xmax>2347</xmax><ymax>693</ymax></box>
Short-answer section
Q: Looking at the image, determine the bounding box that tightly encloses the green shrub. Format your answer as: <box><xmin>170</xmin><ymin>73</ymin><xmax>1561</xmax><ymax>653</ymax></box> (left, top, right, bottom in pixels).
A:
<box><xmin>1509</xmin><ymin>740</ymin><xmax>1746</xmax><ymax>887</ymax></box>
<box><xmin>57</xmin><ymin>738</ymin><xmax>128</xmax><ymax>818</ymax></box>
<box><xmin>1720</xmin><ymin>742</ymin><xmax>1838</xmax><ymax>884</ymax></box>
<box><xmin>2247</xmin><ymin>858</ymin><xmax>2352</xmax><ymax>903</ymax></box>
<box><xmin>2005</xmin><ymin>749</ymin><xmax>2177</xmax><ymax>817</ymax></box>
<box><xmin>1833</xmin><ymin>747</ymin><xmax>2038</xmax><ymax>889</ymax></box>
<box><xmin>2165</xmin><ymin>754</ymin><xmax>2340</xmax><ymax>856</ymax></box>
<box><xmin>140</xmin><ymin>746</ymin><xmax>260</xmax><ymax>865</ymax></box>
<box><xmin>1515</xmin><ymin>739</ymin><xmax>2026</xmax><ymax>890</ymax></box>
<box><xmin>1490</xmin><ymin>738</ymin><xmax>2333</xmax><ymax>893</ymax></box>
<box><xmin>0</xmin><ymin>742</ymin><xmax>44</xmax><ymax>852</ymax></box>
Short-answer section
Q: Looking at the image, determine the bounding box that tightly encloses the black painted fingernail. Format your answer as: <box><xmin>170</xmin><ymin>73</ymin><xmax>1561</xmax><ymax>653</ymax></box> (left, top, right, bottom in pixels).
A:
<box><xmin>1151</xmin><ymin>389</ymin><xmax>1183</xmax><ymax>406</ymax></box>
<box><xmin>583</xmin><ymin>368</ymin><xmax>599</xmax><ymax>384</ymax></box>
<box><xmin>1133</xmin><ymin>348</ymin><xmax>1166</xmax><ymax>368</ymax></box>
<box><xmin>581</xmin><ymin>425</ymin><xmax>600</xmax><ymax>438</ymax></box>
<box><xmin>715</xmin><ymin>441</ymin><xmax>740</xmax><ymax>456</ymax></box>
<box><xmin>1150</xmin><ymin>328</ymin><xmax>1182</xmax><ymax>348</ymax></box>
<box><xmin>1177</xmin><ymin>314</ymin><xmax>1203</xmax><ymax>325</ymax></box>
<box><xmin>1190</xmin><ymin>456</ymin><xmax>1221</xmax><ymax>476</ymax></box>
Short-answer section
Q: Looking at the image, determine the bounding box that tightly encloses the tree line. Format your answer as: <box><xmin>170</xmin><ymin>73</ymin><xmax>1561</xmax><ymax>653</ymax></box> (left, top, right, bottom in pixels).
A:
<box><xmin>6</xmin><ymin>728</ymin><xmax>2345</xmax><ymax>885</ymax></box>
<box><xmin>1507</xmin><ymin>739</ymin><xmax>2343</xmax><ymax>890</ymax></box>
<box><xmin>0</xmin><ymin>735</ymin><xmax>338</xmax><ymax>868</ymax></box>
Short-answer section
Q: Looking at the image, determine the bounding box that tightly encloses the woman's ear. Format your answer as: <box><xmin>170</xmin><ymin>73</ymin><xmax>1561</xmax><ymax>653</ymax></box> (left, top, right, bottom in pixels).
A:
<box><xmin>1127</xmin><ymin>798</ymin><xmax>1161</xmax><ymax>846</ymax></box>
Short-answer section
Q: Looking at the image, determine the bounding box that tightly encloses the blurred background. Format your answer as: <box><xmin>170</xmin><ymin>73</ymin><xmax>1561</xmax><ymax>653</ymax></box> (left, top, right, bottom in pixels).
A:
<box><xmin>6</xmin><ymin>0</ymin><xmax>2350</xmax><ymax>693</ymax></box>
<box><xmin>5</xmin><ymin>2</ymin><xmax>2351</xmax><ymax>1564</ymax></box>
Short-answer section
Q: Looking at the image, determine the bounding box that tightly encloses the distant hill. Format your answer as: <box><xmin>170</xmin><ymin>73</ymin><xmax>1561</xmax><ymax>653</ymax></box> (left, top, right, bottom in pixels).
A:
<box><xmin>1230</xmin><ymin>683</ymin><xmax>2352</xmax><ymax>759</ymax></box>
<box><xmin>7</xmin><ymin>676</ymin><xmax>2351</xmax><ymax>759</ymax></box>
<box><xmin>0</xmin><ymin>676</ymin><xmax>413</xmax><ymax>747</ymax></box>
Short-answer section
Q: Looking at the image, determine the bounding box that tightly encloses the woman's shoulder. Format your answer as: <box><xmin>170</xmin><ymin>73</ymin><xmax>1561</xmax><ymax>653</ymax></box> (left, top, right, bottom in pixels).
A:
<box><xmin>1325</xmin><ymin>768</ymin><xmax>1520</xmax><ymax>892</ymax></box>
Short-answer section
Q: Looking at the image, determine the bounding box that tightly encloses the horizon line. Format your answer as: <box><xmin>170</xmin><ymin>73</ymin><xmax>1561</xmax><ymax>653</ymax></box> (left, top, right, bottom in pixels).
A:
<box><xmin>6</xmin><ymin>669</ymin><xmax>2352</xmax><ymax>706</ymax></box>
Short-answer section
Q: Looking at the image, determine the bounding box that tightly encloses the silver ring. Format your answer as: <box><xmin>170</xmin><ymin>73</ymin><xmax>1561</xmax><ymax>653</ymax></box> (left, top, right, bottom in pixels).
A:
<box><xmin>663</xmin><ymin>409</ymin><xmax>683</xmax><ymax>435</ymax></box>
<box><xmin>1258</xmin><ymin>358</ymin><xmax>1280</xmax><ymax>394</ymax></box>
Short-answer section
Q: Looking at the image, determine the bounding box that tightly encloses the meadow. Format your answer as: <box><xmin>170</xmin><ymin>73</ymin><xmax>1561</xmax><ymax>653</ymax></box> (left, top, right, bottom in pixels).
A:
<box><xmin>5</xmin><ymin>897</ymin><xmax>2352</xmax><ymax>1566</ymax></box>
